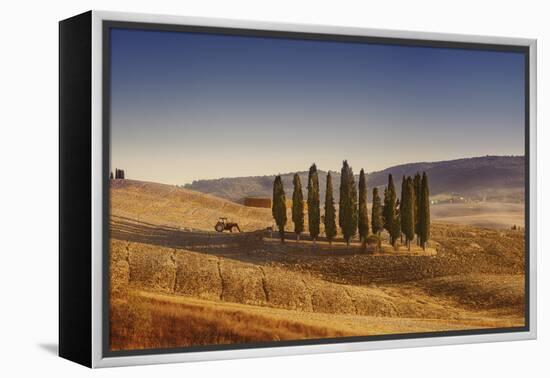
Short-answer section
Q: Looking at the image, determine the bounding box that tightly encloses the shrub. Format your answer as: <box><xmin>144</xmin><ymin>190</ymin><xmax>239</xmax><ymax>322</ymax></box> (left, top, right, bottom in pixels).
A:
<box><xmin>365</xmin><ymin>234</ymin><xmax>382</xmax><ymax>251</ymax></box>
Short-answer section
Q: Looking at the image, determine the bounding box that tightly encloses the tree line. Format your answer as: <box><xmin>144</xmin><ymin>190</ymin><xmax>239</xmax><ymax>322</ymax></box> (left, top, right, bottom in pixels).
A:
<box><xmin>110</xmin><ymin>168</ymin><xmax>126</xmax><ymax>180</ymax></box>
<box><xmin>272</xmin><ymin>161</ymin><xmax>431</xmax><ymax>250</ymax></box>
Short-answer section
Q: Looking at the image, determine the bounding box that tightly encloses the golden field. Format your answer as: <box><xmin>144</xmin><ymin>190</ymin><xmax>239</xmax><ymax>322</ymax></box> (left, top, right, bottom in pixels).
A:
<box><xmin>109</xmin><ymin>180</ymin><xmax>525</xmax><ymax>351</ymax></box>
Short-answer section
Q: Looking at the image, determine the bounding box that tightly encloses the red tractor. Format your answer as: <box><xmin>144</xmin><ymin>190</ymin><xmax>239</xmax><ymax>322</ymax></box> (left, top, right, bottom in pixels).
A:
<box><xmin>214</xmin><ymin>217</ymin><xmax>241</xmax><ymax>233</ymax></box>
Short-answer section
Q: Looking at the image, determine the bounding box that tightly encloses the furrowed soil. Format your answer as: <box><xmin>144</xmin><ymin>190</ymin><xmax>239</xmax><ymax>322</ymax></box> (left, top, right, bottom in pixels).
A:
<box><xmin>109</xmin><ymin>180</ymin><xmax>525</xmax><ymax>351</ymax></box>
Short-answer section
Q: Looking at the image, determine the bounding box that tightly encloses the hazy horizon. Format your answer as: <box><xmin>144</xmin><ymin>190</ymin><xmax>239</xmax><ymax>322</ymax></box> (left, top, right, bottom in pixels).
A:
<box><xmin>109</xmin><ymin>28</ymin><xmax>526</xmax><ymax>185</ymax></box>
<box><xmin>112</xmin><ymin>154</ymin><xmax>525</xmax><ymax>187</ymax></box>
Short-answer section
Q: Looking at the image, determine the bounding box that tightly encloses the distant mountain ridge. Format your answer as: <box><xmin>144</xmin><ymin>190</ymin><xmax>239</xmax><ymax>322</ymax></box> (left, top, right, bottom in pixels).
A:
<box><xmin>184</xmin><ymin>155</ymin><xmax>525</xmax><ymax>204</ymax></box>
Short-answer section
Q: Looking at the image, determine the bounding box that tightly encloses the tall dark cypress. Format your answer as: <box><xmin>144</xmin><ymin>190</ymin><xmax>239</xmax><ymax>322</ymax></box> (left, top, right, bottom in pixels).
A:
<box><xmin>400</xmin><ymin>176</ymin><xmax>407</xmax><ymax>243</ymax></box>
<box><xmin>391</xmin><ymin>199</ymin><xmax>401</xmax><ymax>249</ymax></box>
<box><xmin>382</xmin><ymin>186</ymin><xmax>389</xmax><ymax>231</ymax></box>
<box><xmin>110</xmin><ymin>171</ymin><xmax>114</xmax><ymax>180</ymax></box>
<box><xmin>272</xmin><ymin>175</ymin><xmax>287</xmax><ymax>242</ymax></box>
<box><xmin>324</xmin><ymin>172</ymin><xmax>337</xmax><ymax>245</ymax></box>
<box><xmin>358</xmin><ymin>169</ymin><xmax>369</xmax><ymax>243</ymax></box>
<box><xmin>291</xmin><ymin>173</ymin><xmax>304</xmax><ymax>241</ymax></box>
<box><xmin>419</xmin><ymin>172</ymin><xmax>431</xmax><ymax>250</ymax></box>
<box><xmin>371</xmin><ymin>187</ymin><xmax>383</xmax><ymax>236</ymax></box>
<box><xmin>339</xmin><ymin>161</ymin><xmax>349</xmax><ymax>242</ymax></box>
<box><xmin>350</xmin><ymin>174</ymin><xmax>358</xmax><ymax>242</ymax></box>
<box><xmin>402</xmin><ymin>177</ymin><xmax>415</xmax><ymax>250</ymax></box>
<box><xmin>414</xmin><ymin>172</ymin><xmax>422</xmax><ymax>245</ymax></box>
<box><xmin>339</xmin><ymin>160</ymin><xmax>358</xmax><ymax>246</ymax></box>
<box><xmin>307</xmin><ymin>164</ymin><xmax>320</xmax><ymax>243</ymax></box>
<box><xmin>384</xmin><ymin>174</ymin><xmax>398</xmax><ymax>246</ymax></box>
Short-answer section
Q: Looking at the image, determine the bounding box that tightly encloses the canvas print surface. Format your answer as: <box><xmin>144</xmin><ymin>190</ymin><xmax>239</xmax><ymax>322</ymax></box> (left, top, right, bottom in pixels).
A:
<box><xmin>107</xmin><ymin>27</ymin><xmax>527</xmax><ymax>353</ymax></box>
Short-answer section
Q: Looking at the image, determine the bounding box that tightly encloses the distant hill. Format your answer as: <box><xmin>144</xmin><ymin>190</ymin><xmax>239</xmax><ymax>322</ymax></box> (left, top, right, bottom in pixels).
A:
<box><xmin>184</xmin><ymin>155</ymin><xmax>525</xmax><ymax>204</ymax></box>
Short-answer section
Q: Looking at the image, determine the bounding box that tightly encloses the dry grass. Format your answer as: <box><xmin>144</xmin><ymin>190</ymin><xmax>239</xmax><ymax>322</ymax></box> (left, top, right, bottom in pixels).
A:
<box><xmin>110</xmin><ymin>179</ymin><xmax>272</xmax><ymax>231</ymax></box>
<box><xmin>110</xmin><ymin>291</ymin><xmax>347</xmax><ymax>351</ymax></box>
<box><xmin>416</xmin><ymin>274</ymin><xmax>525</xmax><ymax>315</ymax></box>
<box><xmin>109</xmin><ymin>180</ymin><xmax>526</xmax><ymax>351</ymax></box>
<box><xmin>112</xmin><ymin>239</ymin><xmax>483</xmax><ymax>319</ymax></box>
<box><xmin>110</xmin><ymin>237</ymin><xmax>525</xmax><ymax>351</ymax></box>
<box><xmin>110</xmin><ymin>290</ymin><xmax>523</xmax><ymax>351</ymax></box>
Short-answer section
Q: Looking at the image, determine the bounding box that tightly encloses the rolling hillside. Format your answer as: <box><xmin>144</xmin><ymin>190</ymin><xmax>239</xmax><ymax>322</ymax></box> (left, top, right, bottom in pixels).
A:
<box><xmin>110</xmin><ymin>179</ymin><xmax>272</xmax><ymax>232</ymax></box>
<box><xmin>184</xmin><ymin>155</ymin><xmax>524</xmax><ymax>203</ymax></box>
<box><xmin>109</xmin><ymin>177</ymin><xmax>525</xmax><ymax>350</ymax></box>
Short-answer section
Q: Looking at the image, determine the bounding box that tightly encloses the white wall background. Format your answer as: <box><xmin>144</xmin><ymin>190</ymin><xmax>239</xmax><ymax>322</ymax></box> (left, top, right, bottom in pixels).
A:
<box><xmin>0</xmin><ymin>0</ymin><xmax>546</xmax><ymax>376</ymax></box>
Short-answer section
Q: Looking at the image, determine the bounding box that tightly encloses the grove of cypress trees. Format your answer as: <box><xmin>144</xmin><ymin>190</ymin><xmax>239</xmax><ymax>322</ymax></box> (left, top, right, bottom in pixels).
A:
<box><xmin>402</xmin><ymin>177</ymin><xmax>415</xmax><ymax>250</ymax></box>
<box><xmin>115</xmin><ymin>168</ymin><xmax>125</xmax><ymax>179</ymax></box>
<box><xmin>358</xmin><ymin>169</ymin><xmax>369</xmax><ymax>244</ymax></box>
<box><xmin>371</xmin><ymin>187</ymin><xmax>383</xmax><ymax>236</ymax></box>
<box><xmin>414</xmin><ymin>172</ymin><xmax>422</xmax><ymax>245</ymax></box>
<box><xmin>339</xmin><ymin>160</ymin><xmax>358</xmax><ymax>246</ymax></box>
<box><xmin>292</xmin><ymin>173</ymin><xmax>304</xmax><ymax>241</ymax></box>
<box><xmin>272</xmin><ymin>175</ymin><xmax>287</xmax><ymax>242</ymax></box>
<box><xmin>419</xmin><ymin>172</ymin><xmax>431</xmax><ymax>250</ymax></box>
<box><xmin>307</xmin><ymin>164</ymin><xmax>321</xmax><ymax>243</ymax></box>
<box><xmin>324</xmin><ymin>172</ymin><xmax>337</xmax><ymax>245</ymax></box>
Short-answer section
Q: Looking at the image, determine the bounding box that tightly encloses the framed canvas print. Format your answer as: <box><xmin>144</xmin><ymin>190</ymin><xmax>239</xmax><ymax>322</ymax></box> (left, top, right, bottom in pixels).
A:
<box><xmin>59</xmin><ymin>10</ymin><xmax>537</xmax><ymax>368</ymax></box>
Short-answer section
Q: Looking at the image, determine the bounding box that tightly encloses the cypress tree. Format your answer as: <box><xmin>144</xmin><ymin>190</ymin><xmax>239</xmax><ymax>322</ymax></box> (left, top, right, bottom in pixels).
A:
<box><xmin>382</xmin><ymin>186</ymin><xmax>389</xmax><ymax>231</ymax></box>
<box><xmin>400</xmin><ymin>175</ymin><xmax>407</xmax><ymax>243</ymax></box>
<box><xmin>419</xmin><ymin>172</ymin><xmax>431</xmax><ymax>250</ymax></box>
<box><xmin>371</xmin><ymin>187</ymin><xmax>383</xmax><ymax>236</ymax></box>
<box><xmin>292</xmin><ymin>173</ymin><xmax>304</xmax><ymax>241</ymax></box>
<box><xmin>339</xmin><ymin>162</ymin><xmax>349</xmax><ymax>231</ymax></box>
<box><xmin>402</xmin><ymin>177</ymin><xmax>415</xmax><ymax>250</ymax></box>
<box><xmin>383</xmin><ymin>174</ymin><xmax>398</xmax><ymax>246</ymax></box>
<box><xmin>110</xmin><ymin>171</ymin><xmax>114</xmax><ymax>180</ymax></box>
<box><xmin>414</xmin><ymin>172</ymin><xmax>422</xmax><ymax>245</ymax></box>
<box><xmin>358</xmin><ymin>169</ymin><xmax>369</xmax><ymax>244</ymax></box>
<box><xmin>307</xmin><ymin>164</ymin><xmax>321</xmax><ymax>243</ymax></box>
<box><xmin>272</xmin><ymin>175</ymin><xmax>287</xmax><ymax>242</ymax></box>
<box><xmin>390</xmin><ymin>199</ymin><xmax>401</xmax><ymax>249</ymax></box>
<box><xmin>115</xmin><ymin>168</ymin><xmax>119</xmax><ymax>179</ymax></box>
<box><xmin>339</xmin><ymin>160</ymin><xmax>358</xmax><ymax>246</ymax></box>
<box><xmin>324</xmin><ymin>172</ymin><xmax>337</xmax><ymax>245</ymax></box>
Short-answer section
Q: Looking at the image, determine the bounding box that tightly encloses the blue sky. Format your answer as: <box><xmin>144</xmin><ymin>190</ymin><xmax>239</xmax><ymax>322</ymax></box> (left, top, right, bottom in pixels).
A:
<box><xmin>109</xmin><ymin>28</ymin><xmax>525</xmax><ymax>185</ymax></box>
